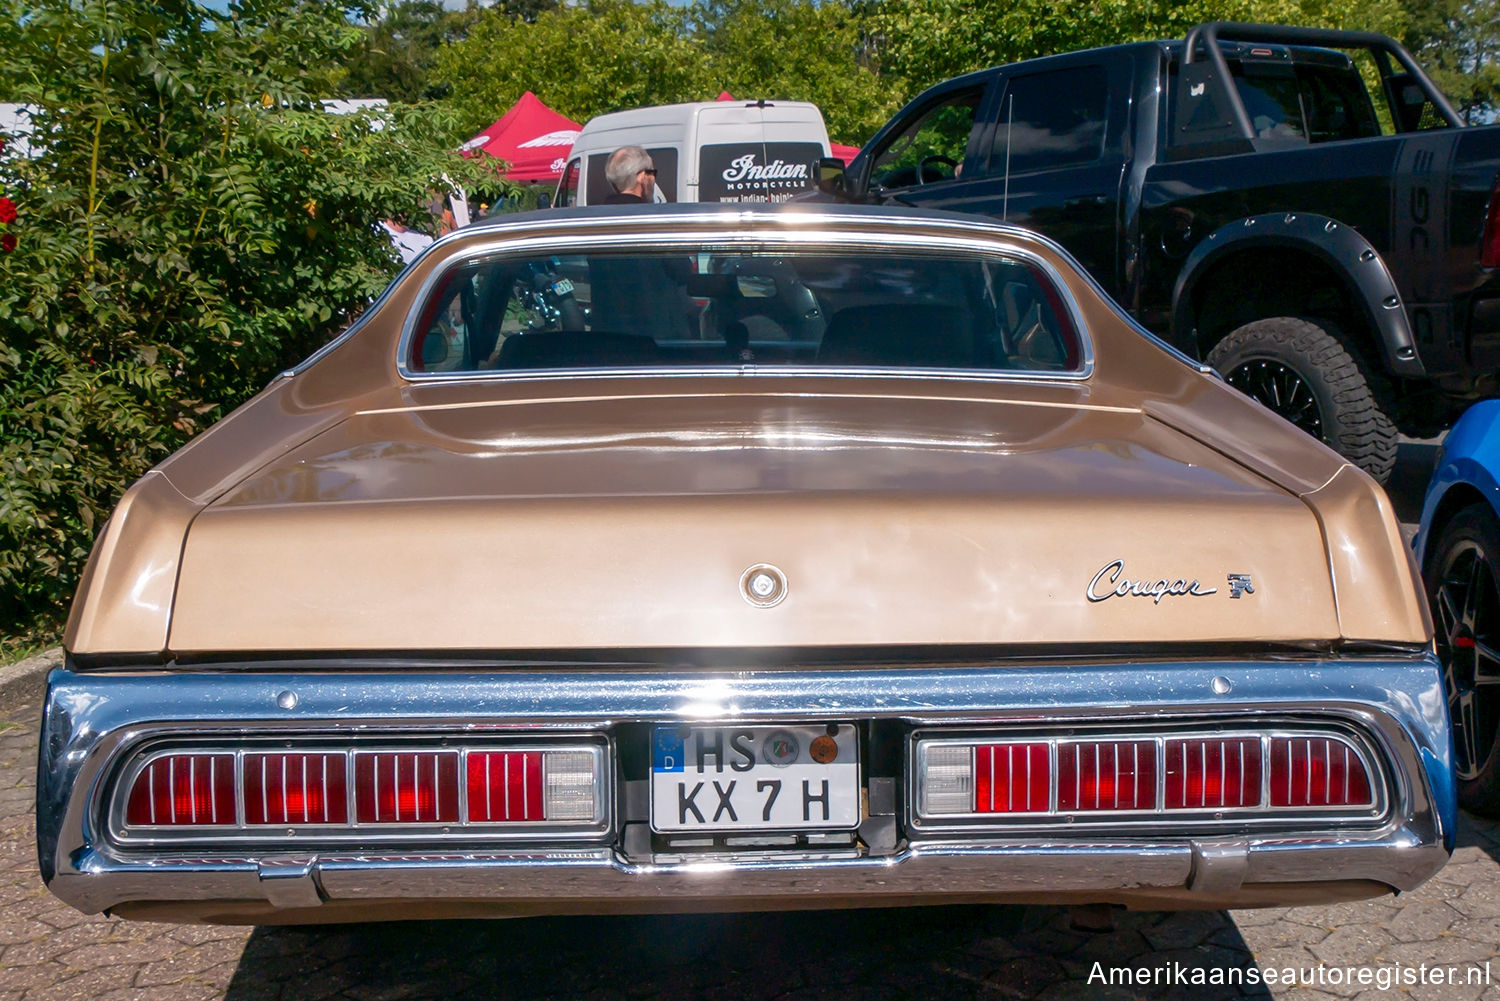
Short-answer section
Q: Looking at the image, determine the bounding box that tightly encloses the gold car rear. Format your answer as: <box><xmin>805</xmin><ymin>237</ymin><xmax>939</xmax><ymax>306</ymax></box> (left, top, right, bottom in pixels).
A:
<box><xmin>39</xmin><ymin>206</ymin><xmax>1452</xmax><ymax>923</ymax></box>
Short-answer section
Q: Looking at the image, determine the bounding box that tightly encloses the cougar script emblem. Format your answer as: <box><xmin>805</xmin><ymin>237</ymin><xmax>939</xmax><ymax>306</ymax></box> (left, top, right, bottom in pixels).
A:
<box><xmin>1086</xmin><ymin>560</ymin><xmax>1218</xmax><ymax>604</ymax></box>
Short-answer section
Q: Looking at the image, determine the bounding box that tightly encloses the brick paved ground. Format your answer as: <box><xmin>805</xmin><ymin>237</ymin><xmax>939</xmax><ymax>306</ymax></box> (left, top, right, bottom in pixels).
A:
<box><xmin>3</xmin><ymin>691</ymin><xmax>1498</xmax><ymax>1001</ymax></box>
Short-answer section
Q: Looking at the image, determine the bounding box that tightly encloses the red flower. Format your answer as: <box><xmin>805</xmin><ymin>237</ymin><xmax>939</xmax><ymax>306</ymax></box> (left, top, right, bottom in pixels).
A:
<box><xmin>0</xmin><ymin>197</ymin><xmax>14</xmax><ymax>226</ymax></box>
<box><xmin>1</xmin><ymin>234</ymin><xmax>15</xmax><ymax>251</ymax></box>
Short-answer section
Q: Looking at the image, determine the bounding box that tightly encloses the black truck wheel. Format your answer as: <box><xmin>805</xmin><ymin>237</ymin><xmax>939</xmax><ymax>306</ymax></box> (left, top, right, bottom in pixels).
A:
<box><xmin>1205</xmin><ymin>316</ymin><xmax>1398</xmax><ymax>482</ymax></box>
<box><xmin>1425</xmin><ymin>504</ymin><xmax>1500</xmax><ymax>816</ymax></box>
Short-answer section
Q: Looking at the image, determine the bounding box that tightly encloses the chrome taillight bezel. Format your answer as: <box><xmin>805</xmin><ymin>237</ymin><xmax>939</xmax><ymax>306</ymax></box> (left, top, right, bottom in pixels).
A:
<box><xmin>106</xmin><ymin>734</ymin><xmax>612</xmax><ymax>849</ymax></box>
<box><xmin>908</xmin><ymin>720</ymin><xmax>1386</xmax><ymax>833</ymax></box>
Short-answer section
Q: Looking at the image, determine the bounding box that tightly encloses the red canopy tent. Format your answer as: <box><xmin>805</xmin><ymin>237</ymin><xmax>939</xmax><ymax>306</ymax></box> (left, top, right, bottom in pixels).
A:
<box><xmin>830</xmin><ymin>141</ymin><xmax>861</xmax><ymax>163</ymax></box>
<box><xmin>460</xmin><ymin>91</ymin><xmax>581</xmax><ymax>184</ymax></box>
<box><xmin>713</xmin><ymin>91</ymin><xmax>860</xmax><ymax>163</ymax></box>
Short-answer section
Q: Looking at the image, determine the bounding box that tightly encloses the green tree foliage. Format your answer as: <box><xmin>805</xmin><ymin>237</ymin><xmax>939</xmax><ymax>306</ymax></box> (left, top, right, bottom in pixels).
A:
<box><xmin>693</xmin><ymin>0</ymin><xmax>899</xmax><ymax>143</ymax></box>
<box><xmin>0</xmin><ymin>0</ymin><xmax>507</xmax><ymax>639</ymax></box>
<box><xmin>433</xmin><ymin>0</ymin><xmax>1424</xmax><ymax>150</ymax></box>
<box><xmin>342</xmin><ymin>1</ymin><xmax>492</xmax><ymax>104</ymax></box>
<box><xmin>435</xmin><ymin>0</ymin><xmax>710</xmax><ymax>133</ymax></box>
<box><xmin>1399</xmin><ymin>0</ymin><xmax>1500</xmax><ymax>123</ymax></box>
<box><xmin>434</xmin><ymin>0</ymin><xmax>891</xmax><ymax>143</ymax></box>
<box><xmin>872</xmin><ymin>0</ymin><xmax>1409</xmax><ymax>90</ymax></box>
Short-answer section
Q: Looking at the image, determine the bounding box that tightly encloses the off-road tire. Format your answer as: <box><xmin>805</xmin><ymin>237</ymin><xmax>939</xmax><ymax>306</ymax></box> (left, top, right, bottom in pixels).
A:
<box><xmin>1424</xmin><ymin>504</ymin><xmax>1500</xmax><ymax>816</ymax></box>
<box><xmin>1206</xmin><ymin>316</ymin><xmax>1398</xmax><ymax>482</ymax></box>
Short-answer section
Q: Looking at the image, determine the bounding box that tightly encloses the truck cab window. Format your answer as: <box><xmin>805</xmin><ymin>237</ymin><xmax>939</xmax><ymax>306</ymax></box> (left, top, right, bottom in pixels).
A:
<box><xmin>988</xmin><ymin>67</ymin><xmax>1109</xmax><ymax>175</ymax></box>
<box><xmin>869</xmin><ymin>88</ymin><xmax>982</xmax><ymax>189</ymax></box>
<box><xmin>1232</xmin><ymin>62</ymin><xmax>1306</xmax><ymax>140</ymax></box>
<box><xmin>1169</xmin><ymin>56</ymin><xmax>1384</xmax><ymax>147</ymax></box>
<box><xmin>1297</xmin><ymin>63</ymin><xmax>1381</xmax><ymax>141</ymax></box>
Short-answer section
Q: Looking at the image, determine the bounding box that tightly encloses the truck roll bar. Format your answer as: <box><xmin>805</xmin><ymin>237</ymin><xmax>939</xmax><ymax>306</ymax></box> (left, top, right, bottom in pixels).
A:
<box><xmin>1182</xmin><ymin>21</ymin><xmax>1465</xmax><ymax>136</ymax></box>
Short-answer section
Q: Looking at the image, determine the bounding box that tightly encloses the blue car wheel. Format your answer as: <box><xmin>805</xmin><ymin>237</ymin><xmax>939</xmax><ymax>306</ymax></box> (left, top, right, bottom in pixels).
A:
<box><xmin>1427</xmin><ymin>503</ymin><xmax>1500</xmax><ymax>814</ymax></box>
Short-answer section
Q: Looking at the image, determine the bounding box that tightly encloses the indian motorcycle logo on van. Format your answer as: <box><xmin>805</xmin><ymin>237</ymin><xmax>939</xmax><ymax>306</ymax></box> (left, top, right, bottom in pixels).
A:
<box><xmin>699</xmin><ymin>142</ymin><xmax>823</xmax><ymax>203</ymax></box>
<box><xmin>721</xmin><ymin>155</ymin><xmax>810</xmax><ymax>184</ymax></box>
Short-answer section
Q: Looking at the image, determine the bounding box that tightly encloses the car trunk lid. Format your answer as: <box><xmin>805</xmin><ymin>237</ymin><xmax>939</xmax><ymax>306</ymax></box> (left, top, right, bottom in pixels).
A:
<box><xmin>168</xmin><ymin>391</ymin><xmax>1340</xmax><ymax>653</ymax></box>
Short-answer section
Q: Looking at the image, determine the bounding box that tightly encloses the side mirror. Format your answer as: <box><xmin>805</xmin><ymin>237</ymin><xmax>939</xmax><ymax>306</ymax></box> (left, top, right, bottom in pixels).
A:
<box><xmin>536</xmin><ymin>191</ymin><xmax>553</xmax><ymax>210</ymax></box>
<box><xmin>817</xmin><ymin>157</ymin><xmax>848</xmax><ymax>198</ymax></box>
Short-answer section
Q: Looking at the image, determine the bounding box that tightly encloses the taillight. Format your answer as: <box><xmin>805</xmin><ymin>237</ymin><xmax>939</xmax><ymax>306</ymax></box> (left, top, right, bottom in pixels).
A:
<box><xmin>540</xmin><ymin>751</ymin><xmax>599</xmax><ymax>821</ymax></box>
<box><xmin>466</xmin><ymin>750</ymin><xmax>600</xmax><ymax>822</ymax></box>
<box><xmin>920</xmin><ymin>744</ymin><xmax>980</xmax><ymax>815</ymax></box>
<box><xmin>975</xmin><ymin>743</ymin><xmax>1050</xmax><ymax>813</ymax></box>
<box><xmin>1059</xmin><ymin>740</ymin><xmax>1157</xmax><ymax>811</ymax></box>
<box><xmin>244</xmin><ymin>752</ymin><xmax>348</xmax><ymax>825</ymax></box>
<box><xmin>1269</xmin><ymin>736</ymin><xmax>1373</xmax><ymax>807</ymax></box>
<box><xmin>124</xmin><ymin>753</ymin><xmax>235</xmax><ymax>826</ymax></box>
<box><xmin>921</xmin><ymin>742</ymin><xmax>1052</xmax><ymax>815</ymax></box>
<box><xmin>914</xmin><ymin>730</ymin><xmax>1378</xmax><ymax>822</ymax></box>
<box><xmin>1164</xmin><ymin>738</ymin><xmax>1261</xmax><ymax>810</ymax></box>
<box><xmin>1483</xmin><ymin>180</ymin><xmax>1500</xmax><ymax>268</ymax></box>
<box><xmin>466</xmin><ymin>751</ymin><xmax>543</xmax><ymax>822</ymax></box>
<box><xmin>118</xmin><ymin>742</ymin><xmax>606</xmax><ymax>840</ymax></box>
<box><xmin>354</xmin><ymin>751</ymin><xmax>460</xmax><ymax>824</ymax></box>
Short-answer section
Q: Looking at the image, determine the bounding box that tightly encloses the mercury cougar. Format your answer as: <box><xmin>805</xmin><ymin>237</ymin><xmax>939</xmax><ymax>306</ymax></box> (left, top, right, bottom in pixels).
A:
<box><xmin>37</xmin><ymin>204</ymin><xmax>1452</xmax><ymax>924</ymax></box>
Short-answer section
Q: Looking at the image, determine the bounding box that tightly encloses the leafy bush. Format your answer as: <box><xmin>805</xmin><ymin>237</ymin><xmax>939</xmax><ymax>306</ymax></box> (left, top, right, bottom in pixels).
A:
<box><xmin>0</xmin><ymin>0</ymin><xmax>507</xmax><ymax>640</ymax></box>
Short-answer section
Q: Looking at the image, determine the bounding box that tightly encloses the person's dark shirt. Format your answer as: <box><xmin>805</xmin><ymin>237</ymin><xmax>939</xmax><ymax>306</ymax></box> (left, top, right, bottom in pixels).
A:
<box><xmin>604</xmin><ymin>192</ymin><xmax>647</xmax><ymax>205</ymax></box>
<box><xmin>589</xmin><ymin>253</ymin><xmax>694</xmax><ymax>339</ymax></box>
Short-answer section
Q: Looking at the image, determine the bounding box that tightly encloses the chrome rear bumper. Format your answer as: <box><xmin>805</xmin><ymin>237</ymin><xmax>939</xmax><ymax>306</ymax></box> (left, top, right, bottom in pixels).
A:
<box><xmin>38</xmin><ymin>655</ymin><xmax>1455</xmax><ymax>921</ymax></box>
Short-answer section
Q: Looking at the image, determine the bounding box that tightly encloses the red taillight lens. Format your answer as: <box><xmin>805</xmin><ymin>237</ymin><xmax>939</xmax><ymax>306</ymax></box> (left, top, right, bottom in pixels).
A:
<box><xmin>353</xmin><ymin>751</ymin><xmax>460</xmax><ymax>824</ymax></box>
<box><xmin>124</xmin><ymin>754</ymin><xmax>235</xmax><ymax>826</ymax></box>
<box><xmin>244</xmin><ymin>752</ymin><xmax>349</xmax><ymax>825</ymax></box>
<box><xmin>1269</xmin><ymin>736</ymin><xmax>1372</xmax><ymax>807</ymax></box>
<box><xmin>1164</xmin><ymin>737</ymin><xmax>1262</xmax><ymax>809</ymax></box>
<box><xmin>917</xmin><ymin>730</ymin><xmax>1378</xmax><ymax>822</ymax></box>
<box><xmin>465</xmin><ymin>751</ymin><xmax>544</xmax><ymax>822</ymax></box>
<box><xmin>1483</xmin><ymin>183</ymin><xmax>1500</xmax><ymax>268</ymax></box>
<box><xmin>1059</xmin><ymin>740</ymin><xmax>1157</xmax><ymax>811</ymax></box>
<box><xmin>973</xmin><ymin>743</ymin><xmax>1050</xmax><ymax>813</ymax></box>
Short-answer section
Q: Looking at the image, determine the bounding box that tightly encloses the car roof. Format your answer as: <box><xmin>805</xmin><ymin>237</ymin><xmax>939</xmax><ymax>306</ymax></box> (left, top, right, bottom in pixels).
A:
<box><xmin>458</xmin><ymin>200</ymin><xmax>1037</xmax><ymax>241</ymax></box>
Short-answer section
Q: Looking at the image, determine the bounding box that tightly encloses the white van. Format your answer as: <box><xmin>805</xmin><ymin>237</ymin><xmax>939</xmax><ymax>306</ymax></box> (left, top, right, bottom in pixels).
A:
<box><xmin>555</xmin><ymin>100</ymin><xmax>831</xmax><ymax>207</ymax></box>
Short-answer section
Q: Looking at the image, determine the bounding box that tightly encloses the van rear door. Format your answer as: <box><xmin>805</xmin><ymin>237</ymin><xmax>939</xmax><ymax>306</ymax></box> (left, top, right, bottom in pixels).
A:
<box><xmin>696</xmin><ymin>103</ymin><xmax>827</xmax><ymax>203</ymax></box>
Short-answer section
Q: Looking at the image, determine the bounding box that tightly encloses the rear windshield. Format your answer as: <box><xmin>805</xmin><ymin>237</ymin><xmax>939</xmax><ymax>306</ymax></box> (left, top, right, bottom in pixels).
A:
<box><xmin>407</xmin><ymin>249</ymin><xmax>1082</xmax><ymax>375</ymax></box>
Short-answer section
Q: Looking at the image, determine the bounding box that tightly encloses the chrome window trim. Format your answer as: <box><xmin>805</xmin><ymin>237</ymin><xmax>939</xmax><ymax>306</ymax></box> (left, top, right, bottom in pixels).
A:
<box><xmin>908</xmin><ymin>721</ymin><xmax>1387</xmax><ymax>834</ymax></box>
<box><xmin>391</xmin><ymin>230</ymin><xmax>1096</xmax><ymax>385</ymax></box>
<box><xmin>107</xmin><ymin>737</ymin><xmax>612</xmax><ymax>849</ymax></box>
<box><xmin>281</xmin><ymin>251</ymin><xmax>426</xmax><ymax>380</ymax></box>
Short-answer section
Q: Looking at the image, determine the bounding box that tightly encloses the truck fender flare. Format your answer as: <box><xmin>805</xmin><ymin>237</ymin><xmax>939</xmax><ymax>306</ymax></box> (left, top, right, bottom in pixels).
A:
<box><xmin>1171</xmin><ymin>212</ymin><xmax>1422</xmax><ymax>377</ymax></box>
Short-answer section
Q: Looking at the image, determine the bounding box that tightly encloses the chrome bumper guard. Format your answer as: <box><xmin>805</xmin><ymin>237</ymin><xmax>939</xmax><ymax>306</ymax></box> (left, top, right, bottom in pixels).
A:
<box><xmin>38</xmin><ymin>656</ymin><xmax>1455</xmax><ymax>915</ymax></box>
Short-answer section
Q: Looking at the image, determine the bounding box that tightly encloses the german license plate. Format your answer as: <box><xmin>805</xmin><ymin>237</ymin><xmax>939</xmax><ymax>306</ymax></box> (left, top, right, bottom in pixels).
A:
<box><xmin>650</xmin><ymin>725</ymin><xmax>859</xmax><ymax>832</ymax></box>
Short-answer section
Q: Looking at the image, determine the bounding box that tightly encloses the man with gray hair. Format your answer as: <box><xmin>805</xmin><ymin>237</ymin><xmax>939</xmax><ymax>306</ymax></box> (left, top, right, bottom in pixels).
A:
<box><xmin>591</xmin><ymin>145</ymin><xmax>689</xmax><ymax>336</ymax></box>
<box><xmin>604</xmin><ymin>146</ymin><xmax>656</xmax><ymax>204</ymax></box>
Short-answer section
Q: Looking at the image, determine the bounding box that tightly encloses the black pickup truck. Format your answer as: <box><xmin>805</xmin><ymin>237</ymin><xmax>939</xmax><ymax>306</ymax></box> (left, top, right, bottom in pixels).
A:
<box><xmin>828</xmin><ymin>22</ymin><xmax>1500</xmax><ymax>481</ymax></box>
